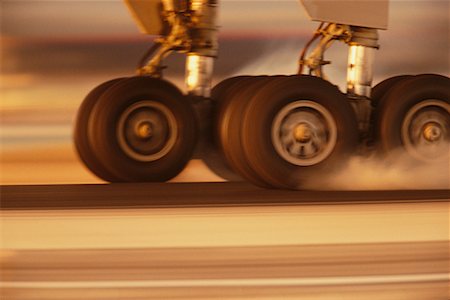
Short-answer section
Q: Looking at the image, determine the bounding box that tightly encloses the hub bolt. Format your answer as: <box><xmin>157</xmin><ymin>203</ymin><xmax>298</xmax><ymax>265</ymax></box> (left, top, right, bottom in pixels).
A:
<box><xmin>423</xmin><ymin>123</ymin><xmax>441</xmax><ymax>142</ymax></box>
<box><xmin>293</xmin><ymin>123</ymin><xmax>312</xmax><ymax>143</ymax></box>
<box><xmin>136</xmin><ymin>121</ymin><xmax>153</xmax><ymax>139</ymax></box>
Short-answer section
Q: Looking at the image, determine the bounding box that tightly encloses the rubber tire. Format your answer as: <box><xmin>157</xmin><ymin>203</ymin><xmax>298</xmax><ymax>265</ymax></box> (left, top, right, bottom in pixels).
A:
<box><xmin>89</xmin><ymin>76</ymin><xmax>197</xmax><ymax>182</ymax></box>
<box><xmin>217</xmin><ymin>76</ymin><xmax>281</xmax><ymax>188</ymax></box>
<box><xmin>375</xmin><ymin>73</ymin><xmax>450</xmax><ymax>160</ymax></box>
<box><xmin>201</xmin><ymin>76</ymin><xmax>252</xmax><ymax>181</ymax></box>
<box><xmin>240</xmin><ymin>75</ymin><xmax>359</xmax><ymax>189</ymax></box>
<box><xmin>369</xmin><ymin>75</ymin><xmax>413</xmax><ymax>145</ymax></box>
<box><xmin>212</xmin><ymin>76</ymin><xmax>252</xmax><ymax>101</ymax></box>
<box><xmin>74</xmin><ymin>78</ymin><xmax>125</xmax><ymax>182</ymax></box>
<box><xmin>371</xmin><ymin>75</ymin><xmax>412</xmax><ymax>108</ymax></box>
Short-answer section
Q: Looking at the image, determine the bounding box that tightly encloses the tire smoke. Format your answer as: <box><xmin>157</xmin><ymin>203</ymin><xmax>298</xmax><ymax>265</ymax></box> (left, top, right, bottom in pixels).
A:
<box><xmin>303</xmin><ymin>147</ymin><xmax>450</xmax><ymax>190</ymax></box>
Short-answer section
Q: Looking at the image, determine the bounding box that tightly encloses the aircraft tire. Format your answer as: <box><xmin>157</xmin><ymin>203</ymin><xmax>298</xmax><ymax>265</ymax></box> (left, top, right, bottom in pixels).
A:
<box><xmin>368</xmin><ymin>75</ymin><xmax>412</xmax><ymax>145</ymax></box>
<box><xmin>217</xmin><ymin>76</ymin><xmax>281</xmax><ymax>187</ymax></box>
<box><xmin>201</xmin><ymin>76</ymin><xmax>257</xmax><ymax>182</ymax></box>
<box><xmin>89</xmin><ymin>76</ymin><xmax>197</xmax><ymax>182</ymax></box>
<box><xmin>74</xmin><ymin>78</ymin><xmax>126</xmax><ymax>182</ymax></box>
<box><xmin>371</xmin><ymin>75</ymin><xmax>412</xmax><ymax>108</ymax></box>
<box><xmin>239</xmin><ymin>75</ymin><xmax>359</xmax><ymax>189</ymax></box>
<box><xmin>375</xmin><ymin>74</ymin><xmax>450</xmax><ymax>162</ymax></box>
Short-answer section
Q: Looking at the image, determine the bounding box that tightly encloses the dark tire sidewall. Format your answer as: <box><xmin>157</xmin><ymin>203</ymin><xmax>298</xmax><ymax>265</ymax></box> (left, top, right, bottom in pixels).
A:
<box><xmin>74</xmin><ymin>78</ymin><xmax>125</xmax><ymax>182</ymax></box>
<box><xmin>218</xmin><ymin>76</ymin><xmax>276</xmax><ymax>187</ymax></box>
<box><xmin>90</xmin><ymin>76</ymin><xmax>197</xmax><ymax>182</ymax></box>
<box><xmin>242</xmin><ymin>76</ymin><xmax>358</xmax><ymax>189</ymax></box>
<box><xmin>377</xmin><ymin>74</ymin><xmax>450</xmax><ymax>156</ymax></box>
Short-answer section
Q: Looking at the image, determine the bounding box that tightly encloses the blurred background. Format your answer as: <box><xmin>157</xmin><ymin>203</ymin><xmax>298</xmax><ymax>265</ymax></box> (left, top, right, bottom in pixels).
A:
<box><xmin>0</xmin><ymin>2</ymin><xmax>449</xmax><ymax>299</ymax></box>
<box><xmin>1</xmin><ymin>0</ymin><xmax>449</xmax><ymax>184</ymax></box>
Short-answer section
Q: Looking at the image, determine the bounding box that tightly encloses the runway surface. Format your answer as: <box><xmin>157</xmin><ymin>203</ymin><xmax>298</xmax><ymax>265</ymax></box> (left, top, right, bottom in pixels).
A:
<box><xmin>1</xmin><ymin>182</ymin><xmax>449</xmax><ymax>209</ymax></box>
<box><xmin>0</xmin><ymin>183</ymin><xmax>449</xmax><ymax>299</ymax></box>
<box><xmin>1</xmin><ymin>242</ymin><xmax>448</xmax><ymax>300</ymax></box>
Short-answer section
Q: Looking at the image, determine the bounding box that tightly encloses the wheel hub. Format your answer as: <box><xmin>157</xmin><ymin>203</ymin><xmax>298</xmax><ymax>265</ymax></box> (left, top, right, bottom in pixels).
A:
<box><xmin>402</xmin><ymin>99</ymin><xmax>450</xmax><ymax>161</ymax></box>
<box><xmin>117</xmin><ymin>100</ymin><xmax>178</xmax><ymax>162</ymax></box>
<box><xmin>272</xmin><ymin>100</ymin><xmax>337</xmax><ymax>166</ymax></box>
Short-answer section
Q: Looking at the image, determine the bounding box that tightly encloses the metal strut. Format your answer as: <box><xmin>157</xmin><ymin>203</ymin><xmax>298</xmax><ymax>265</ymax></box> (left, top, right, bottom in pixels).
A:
<box><xmin>346</xmin><ymin>26</ymin><xmax>379</xmax><ymax>135</ymax></box>
<box><xmin>298</xmin><ymin>23</ymin><xmax>351</xmax><ymax>79</ymax></box>
<box><xmin>138</xmin><ymin>1</ymin><xmax>192</xmax><ymax>77</ymax></box>
<box><xmin>138</xmin><ymin>0</ymin><xmax>218</xmax><ymax>97</ymax></box>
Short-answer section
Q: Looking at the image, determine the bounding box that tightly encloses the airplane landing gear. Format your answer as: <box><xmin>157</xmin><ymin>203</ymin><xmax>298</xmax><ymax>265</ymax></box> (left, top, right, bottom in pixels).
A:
<box><xmin>74</xmin><ymin>2</ymin><xmax>448</xmax><ymax>189</ymax></box>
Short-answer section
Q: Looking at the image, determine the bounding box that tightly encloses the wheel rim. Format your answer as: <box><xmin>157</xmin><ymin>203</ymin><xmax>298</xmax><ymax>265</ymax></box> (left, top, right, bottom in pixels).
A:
<box><xmin>401</xmin><ymin>99</ymin><xmax>450</xmax><ymax>161</ymax></box>
<box><xmin>271</xmin><ymin>100</ymin><xmax>338</xmax><ymax>166</ymax></box>
<box><xmin>117</xmin><ymin>100</ymin><xmax>178</xmax><ymax>162</ymax></box>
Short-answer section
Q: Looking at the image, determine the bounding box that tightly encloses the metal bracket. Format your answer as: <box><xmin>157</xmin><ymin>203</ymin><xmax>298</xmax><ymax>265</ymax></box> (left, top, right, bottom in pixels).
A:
<box><xmin>138</xmin><ymin>9</ymin><xmax>192</xmax><ymax>77</ymax></box>
<box><xmin>137</xmin><ymin>0</ymin><xmax>218</xmax><ymax>98</ymax></box>
<box><xmin>298</xmin><ymin>23</ymin><xmax>351</xmax><ymax>78</ymax></box>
